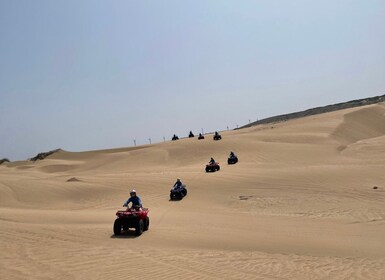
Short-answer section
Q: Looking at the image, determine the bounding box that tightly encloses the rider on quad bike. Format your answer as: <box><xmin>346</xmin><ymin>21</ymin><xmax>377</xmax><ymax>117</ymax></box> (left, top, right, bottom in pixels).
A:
<box><xmin>173</xmin><ymin>178</ymin><xmax>183</xmax><ymax>189</ymax></box>
<box><xmin>114</xmin><ymin>189</ymin><xmax>149</xmax><ymax>236</ymax></box>
<box><xmin>170</xmin><ymin>179</ymin><xmax>187</xmax><ymax>200</ymax></box>
<box><xmin>123</xmin><ymin>189</ymin><xmax>142</xmax><ymax>209</ymax></box>
<box><xmin>205</xmin><ymin>157</ymin><xmax>220</xmax><ymax>172</ymax></box>
<box><xmin>213</xmin><ymin>131</ymin><xmax>222</xmax><ymax>140</ymax></box>
<box><xmin>228</xmin><ymin>151</ymin><xmax>238</xmax><ymax>164</ymax></box>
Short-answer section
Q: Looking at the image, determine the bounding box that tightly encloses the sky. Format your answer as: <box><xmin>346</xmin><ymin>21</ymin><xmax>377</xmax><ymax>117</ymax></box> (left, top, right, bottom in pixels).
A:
<box><xmin>1</xmin><ymin>0</ymin><xmax>384</xmax><ymax>161</ymax></box>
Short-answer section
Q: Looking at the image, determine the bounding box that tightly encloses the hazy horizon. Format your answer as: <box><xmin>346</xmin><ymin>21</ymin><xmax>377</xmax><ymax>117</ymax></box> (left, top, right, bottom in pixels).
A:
<box><xmin>1</xmin><ymin>0</ymin><xmax>384</xmax><ymax>160</ymax></box>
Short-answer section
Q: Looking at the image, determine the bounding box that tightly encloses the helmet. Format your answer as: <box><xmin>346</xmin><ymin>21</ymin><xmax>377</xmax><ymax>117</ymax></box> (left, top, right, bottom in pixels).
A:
<box><xmin>177</xmin><ymin>178</ymin><xmax>181</xmax><ymax>182</ymax></box>
<box><xmin>130</xmin><ymin>189</ymin><xmax>136</xmax><ymax>196</ymax></box>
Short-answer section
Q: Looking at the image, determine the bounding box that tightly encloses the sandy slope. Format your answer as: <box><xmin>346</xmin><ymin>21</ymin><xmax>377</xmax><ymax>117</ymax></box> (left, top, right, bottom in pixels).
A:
<box><xmin>1</xmin><ymin>103</ymin><xmax>385</xmax><ymax>280</ymax></box>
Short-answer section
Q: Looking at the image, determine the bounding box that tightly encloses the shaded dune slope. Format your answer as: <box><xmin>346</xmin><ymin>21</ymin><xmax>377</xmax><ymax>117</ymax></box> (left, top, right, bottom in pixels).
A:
<box><xmin>331</xmin><ymin>104</ymin><xmax>385</xmax><ymax>149</ymax></box>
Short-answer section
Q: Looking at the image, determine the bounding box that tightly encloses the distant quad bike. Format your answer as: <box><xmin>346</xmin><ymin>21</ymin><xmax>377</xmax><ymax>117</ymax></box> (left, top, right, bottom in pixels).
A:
<box><xmin>205</xmin><ymin>162</ymin><xmax>220</xmax><ymax>172</ymax></box>
<box><xmin>213</xmin><ymin>134</ymin><xmax>222</xmax><ymax>141</ymax></box>
<box><xmin>198</xmin><ymin>134</ymin><xmax>205</xmax><ymax>140</ymax></box>
<box><xmin>188</xmin><ymin>131</ymin><xmax>194</xmax><ymax>138</ymax></box>
<box><xmin>170</xmin><ymin>185</ymin><xmax>187</xmax><ymax>200</ymax></box>
<box><xmin>113</xmin><ymin>207</ymin><xmax>149</xmax><ymax>236</ymax></box>
<box><xmin>228</xmin><ymin>155</ymin><xmax>238</xmax><ymax>165</ymax></box>
<box><xmin>172</xmin><ymin>135</ymin><xmax>179</xmax><ymax>141</ymax></box>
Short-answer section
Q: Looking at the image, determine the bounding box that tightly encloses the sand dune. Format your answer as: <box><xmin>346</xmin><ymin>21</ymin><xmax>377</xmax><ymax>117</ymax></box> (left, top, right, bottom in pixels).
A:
<box><xmin>1</xmin><ymin>103</ymin><xmax>385</xmax><ymax>279</ymax></box>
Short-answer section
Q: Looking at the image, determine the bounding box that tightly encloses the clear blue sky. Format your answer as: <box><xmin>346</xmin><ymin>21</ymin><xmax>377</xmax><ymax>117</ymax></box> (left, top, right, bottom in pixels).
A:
<box><xmin>1</xmin><ymin>0</ymin><xmax>384</xmax><ymax>160</ymax></box>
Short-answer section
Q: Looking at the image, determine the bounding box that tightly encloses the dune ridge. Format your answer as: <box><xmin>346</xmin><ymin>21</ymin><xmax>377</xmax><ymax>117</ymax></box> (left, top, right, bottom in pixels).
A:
<box><xmin>1</xmin><ymin>103</ymin><xmax>385</xmax><ymax>279</ymax></box>
<box><xmin>242</xmin><ymin>94</ymin><xmax>385</xmax><ymax>128</ymax></box>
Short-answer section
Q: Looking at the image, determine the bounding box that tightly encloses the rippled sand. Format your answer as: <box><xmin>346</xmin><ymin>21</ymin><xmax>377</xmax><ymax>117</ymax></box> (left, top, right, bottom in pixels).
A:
<box><xmin>1</xmin><ymin>103</ymin><xmax>385</xmax><ymax>280</ymax></box>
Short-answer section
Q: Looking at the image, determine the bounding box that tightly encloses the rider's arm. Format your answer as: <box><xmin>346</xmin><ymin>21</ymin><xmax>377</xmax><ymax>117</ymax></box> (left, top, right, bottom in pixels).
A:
<box><xmin>123</xmin><ymin>197</ymin><xmax>131</xmax><ymax>207</ymax></box>
<box><xmin>137</xmin><ymin>197</ymin><xmax>142</xmax><ymax>207</ymax></box>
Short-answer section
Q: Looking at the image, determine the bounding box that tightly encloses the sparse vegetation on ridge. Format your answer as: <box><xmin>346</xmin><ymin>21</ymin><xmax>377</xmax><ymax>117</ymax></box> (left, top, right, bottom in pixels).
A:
<box><xmin>0</xmin><ymin>158</ymin><xmax>10</xmax><ymax>165</ymax></box>
<box><xmin>30</xmin><ymin>149</ymin><xmax>61</xmax><ymax>161</ymax></box>
<box><xmin>241</xmin><ymin>94</ymin><xmax>385</xmax><ymax>128</ymax></box>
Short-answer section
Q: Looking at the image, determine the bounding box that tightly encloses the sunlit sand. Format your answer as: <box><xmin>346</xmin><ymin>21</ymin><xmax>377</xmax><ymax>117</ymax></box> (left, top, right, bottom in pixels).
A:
<box><xmin>1</xmin><ymin>103</ymin><xmax>385</xmax><ymax>279</ymax></box>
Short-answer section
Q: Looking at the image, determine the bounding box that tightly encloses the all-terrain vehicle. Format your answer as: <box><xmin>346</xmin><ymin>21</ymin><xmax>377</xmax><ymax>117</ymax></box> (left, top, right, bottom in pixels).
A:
<box><xmin>205</xmin><ymin>162</ymin><xmax>220</xmax><ymax>172</ymax></box>
<box><xmin>170</xmin><ymin>185</ymin><xmax>187</xmax><ymax>200</ymax></box>
<box><xmin>228</xmin><ymin>154</ymin><xmax>238</xmax><ymax>165</ymax></box>
<box><xmin>113</xmin><ymin>207</ymin><xmax>149</xmax><ymax>236</ymax></box>
<box><xmin>188</xmin><ymin>131</ymin><xmax>194</xmax><ymax>138</ymax></box>
<box><xmin>198</xmin><ymin>133</ymin><xmax>205</xmax><ymax>140</ymax></box>
<box><xmin>172</xmin><ymin>134</ymin><xmax>179</xmax><ymax>141</ymax></box>
<box><xmin>213</xmin><ymin>132</ymin><xmax>222</xmax><ymax>141</ymax></box>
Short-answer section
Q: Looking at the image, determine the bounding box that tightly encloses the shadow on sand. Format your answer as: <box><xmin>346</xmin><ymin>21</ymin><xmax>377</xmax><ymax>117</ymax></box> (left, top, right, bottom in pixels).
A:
<box><xmin>110</xmin><ymin>230</ymin><xmax>138</xmax><ymax>239</ymax></box>
<box><xmin>169</xmin><ymin>198</ymin><xmax>184</xmax><ymax>202</ymax></box>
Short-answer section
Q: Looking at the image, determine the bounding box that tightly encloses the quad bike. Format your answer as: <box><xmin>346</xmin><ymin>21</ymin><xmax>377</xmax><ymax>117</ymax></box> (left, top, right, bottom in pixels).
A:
<box><xmin>228</xmin><ymin>155</ymin><xmax>238</xmax><ymax>165</ymax></box>
<box><xmin>188</xmin><ymin>131</ymin><xmax>194</xmax><ymax>138</ymax></box>
<box><xmin>205</xmin><ymin>162</ymin><xmax>220</xmax><ymax>172</ymax></box>
<box><xmin>172</xmin><ymin>135</ymin><xmax>179</xmax><ymax>141</ymax></box>
<box><xmin>213</xmin><ymin>134</ymin><xmax>222</xmax><ymax>141</ymax></box>
<box><xmin>170</xmin><ymin>185</ymin><xmax>187</xmax><ymax>200</ymax></box>
<box><xmin>113</xmin><ymin>207</ymin><xmax>149</xmax><ymax>236</ymax></box>
<box><xmin>198</xmin><ymin>134</ymin><xmax>205</xmax><ymax>140</ymax></box>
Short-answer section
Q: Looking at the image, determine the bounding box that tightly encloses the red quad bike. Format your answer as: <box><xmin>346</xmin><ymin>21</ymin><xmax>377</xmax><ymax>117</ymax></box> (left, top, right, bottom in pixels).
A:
<box><xmin>205</xmin><ymin>162</ymin><xmax>220</xmax><ymax>172</ymax></box>
<box><xmin>113</xmin><ymin>207</ymin><xmax>149</xmax><ymax>236</ymax></box>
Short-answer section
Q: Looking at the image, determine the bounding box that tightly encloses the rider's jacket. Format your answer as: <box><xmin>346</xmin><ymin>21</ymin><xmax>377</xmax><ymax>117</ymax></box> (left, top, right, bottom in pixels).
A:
<box><xmin>124</xmin><ymin>196</ymin><xmax>142</xmax><ymax>207</ymax></box>
<box><xmin>173</xmin><ymin>181</ymin><xmax>182</xmax><ymax>188</ymax></box>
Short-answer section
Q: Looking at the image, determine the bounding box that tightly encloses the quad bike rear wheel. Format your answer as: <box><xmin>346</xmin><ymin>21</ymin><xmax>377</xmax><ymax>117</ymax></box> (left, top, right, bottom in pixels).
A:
<box><xmin>135</xmin><ymin>219</ymin><xmax>144</xmax><ymax>236</ymax></box>
<box><xmin>113</xmin><ymin>219</ymin><xmax>122</xmax><ymax>236</ymax></box>
<box><xmin>144</xmin><ymin>217</ymin><xmax>150</xmax><ymax>231</ymax></box>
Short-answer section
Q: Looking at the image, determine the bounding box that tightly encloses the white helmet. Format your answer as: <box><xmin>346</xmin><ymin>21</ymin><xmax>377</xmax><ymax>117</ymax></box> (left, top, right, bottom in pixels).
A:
<box><xmin>130</xmin><ymin>189</ymin><xmax>136</xmax><ymax>196</ymax></box>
